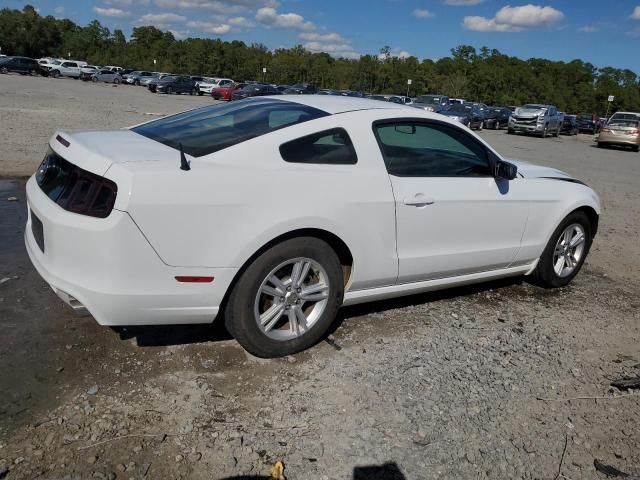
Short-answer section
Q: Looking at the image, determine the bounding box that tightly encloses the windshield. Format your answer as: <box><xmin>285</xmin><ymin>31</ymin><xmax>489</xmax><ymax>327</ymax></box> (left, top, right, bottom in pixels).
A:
<box><xmin>416</xmin><ymin>95</ymin><xmax>441</xmax><ymax>105</ymax></box>
<box><xmin>132</xmin><ymin>98</ymin><xmax>329</xmax><ymax>157</ymax></box>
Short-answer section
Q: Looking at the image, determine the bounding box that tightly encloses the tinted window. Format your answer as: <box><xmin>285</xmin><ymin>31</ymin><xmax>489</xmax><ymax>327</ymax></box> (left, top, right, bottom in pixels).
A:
<box><xmin>373</xmin><ymin>121</ymin><xmax>490</xmax><ymax>177</ymax></box>
<box><xmin>132</xmin><ymin>98</ymin><xmax>329</xmax><ymax>157</ymax></box>
<box><xmin>280</xmin><ymin>128</ymin><xmax>357</xmax><ymax>165</ymax></box>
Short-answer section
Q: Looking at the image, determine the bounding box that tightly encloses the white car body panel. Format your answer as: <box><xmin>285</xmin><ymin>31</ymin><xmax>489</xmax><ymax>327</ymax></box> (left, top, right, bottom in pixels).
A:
<box><xmin>26</xmin><ymin>96</ymin><xmax>600</xmax><ymax>326</ymax></box>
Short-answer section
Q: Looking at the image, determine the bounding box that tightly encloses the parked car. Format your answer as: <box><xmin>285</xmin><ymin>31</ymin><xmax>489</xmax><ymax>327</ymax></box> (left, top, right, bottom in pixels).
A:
<box><xmin>212</xmin><ymin>82</ymin><xmax>245</xmax><ymax>101</ymax></box>
<box><xmin>0</xmin><ymin>56</ymin><xmax>45</xmax><ymax>76</ymax></box>
<box><xmin>198</xmin><ymin>77</ymin><xmax>234</xmax><ymax>95</ymax></box>
<box><xmin>317</xmin><ymin>89</ymin><xmax>341</xmax><ymax>95</ymax></box>
<box><xmin>149</xmin><ymin>75</ymin><xmax>198</xmax><ymax>95</ymax></box>
<box><xmin>338</xmin><ymin>90</ymin><xmax>364</xmax><ymax>97</ymax></box>
<box><xmin>508</xmin><ymin>104</ymin><xmax>562</xmax><ymax>137</ymax></box>
<box><xmin>596</xmin><ymin>112</ymin><xmax>640</xmax><ymax>152</ymax></box>
<box><xmin>560</xmin><ymin>115</ymin><xmax>579</xmax><ymax>135</ymax></box>
<box><xmin>123</xmin><ymin>71</ymin><xmax>155</xmax><ymax>85</ymax></box>
<box><xmin>276</xmin><ymin>85</ymin><xmax>291</xmax><ymax>93</ymax></box>
<box><xmin>576</xmin><ymin>113</ymin><xmax>602</xmax><ymax>133</ymax></box>
<box><xmin>440</xmin><ymin>103</ymin><xmax>484</xmax><ymax>129</ymax></box>
<box><xmin>231</xmin><ymin>84</ymin><xmax>280</xmax><ymax>100</ymax></box>
<box><xmin>79</xmin><ymin>65</ymin><xmax>100</xmax><ymax>81</ymax></box>
<box><xmin>47</xmin><ymin>61</ymin><xmax>83</xmax><ymax>79</ymax></box>
<box><xmin>283</xmin><ymin>83</ymin><xmax>318</xmax><ymax>95</ymax></box>
<box><xmin>139</xmin><ymin>74</ymin><xmax>161</xmax><ymax>87</ymax></box>
<box><xmin>413</xmin><ymin>94</ymin><xmax>450</xmax><ymax>112</ymax></box>
<box><xmin>92</xmin><ymin>69</ymin><xmax>122</xmax><ymax>84</ymax></box>
<box><xmin>450</xmin><ymin>98</ymin><xmax>466</xmax><ymax>105</ymax></box>
<box><xmin>26</xmin><ymin>96</ymin><xmax>600</xmax><ymax>357</ymax></box>
<box><xmin>102</xmin><ymin>66</ymin><xmax>123</xmax><ymax>73</ymax></box>
<box><xmin>484</xmin><ymin>107</ymin><xmax>511</xmax><ymax>129</ymax></box>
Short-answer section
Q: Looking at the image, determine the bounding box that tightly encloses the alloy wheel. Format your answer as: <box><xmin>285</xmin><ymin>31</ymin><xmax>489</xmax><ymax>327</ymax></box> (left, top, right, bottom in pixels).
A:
<box><xmin>552</xmin><ymin>223</ymin><xmax>586</xmax><ymax>278</ymax></box>
<box><xmin>254</xmin><ymin>257</ymin><xmax>330</xmax><ymax>341</ymax></box>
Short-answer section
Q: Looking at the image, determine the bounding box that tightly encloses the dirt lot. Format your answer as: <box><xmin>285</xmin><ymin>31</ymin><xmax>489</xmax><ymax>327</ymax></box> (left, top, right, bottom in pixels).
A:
<box><xmin>0</xmin><ymin>74</ymin><xmax>639</xmax><ymax>480</ymax></box>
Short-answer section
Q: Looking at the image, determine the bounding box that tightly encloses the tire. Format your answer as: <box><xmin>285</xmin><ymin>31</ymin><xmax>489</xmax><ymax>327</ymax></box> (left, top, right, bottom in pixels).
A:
<box><xmin>0</xmin><ymin>67</ymin><xmax>7</xmax><ymax>74</ymax></box>
<box><xmin>114</xmin><ymin>78</ymin><xmax>120</xmax><ymax>84</ymax></box>
<box><xmin>493</xmin><ymin>120</ymin><xmax>500</xmax><ymax>130</ymax></box>
<box><xmin>198</xmin><ymin>91</ymin><xmax>203</xmax><ymax>96</ymax></box>
<box><xmin>190</xmin><ymin>88</ymin><xmax>196</xmax><ymax>96</ymax></box>
<box><xmin>225</xmin><ymin>237</ymin><xmax>344</xmax><ymax>358</ymax></box>
<box><xmin>478</xmin><ymin>121</ymin><xmax>483</xmax><ymax>131</ymax></box>
<box><xmin>540</xmin><ymin>125</ymin><xmax>548</xmax><ymax>138</ymax></box>
<box><xmin>554</xmin><ymin>125</ymin><xmax>560</xmax><ymax>137</ymax></box>
<box><xmin>29</xmin><ymin>69</ymin><xmax>36</xmax><ymax>76</ymax></box>
<box><xmin>533</xmin><ymin>211</ymin><xmax>593</xmax><ymax>288</ymax></box>
<box><xmin>596</xmin><ymin>142</ymin><xmax>605</xmax><ymax>149</ymax></box>
<box><xmin>507</xmin><ymin>128</ymin><xmax>514</xmax><ymax>135</ymax></box>
<box><xmin>134</xmin><ymin>79</ymin><xmax>140</xmax><ymax>86</ymax></box>
<box><xmin>92</xmin><ymin>76</ymin><xmax>98</xmax><ymax>82</ymax></box>
<box><xmin>166</xmin><ymin>86</ymin><xmax>173</xmax><ymax>94</ymax></box>
<box><xmin>632</xmin><ymin>145</ymin><xmax>640</xmax><ymax>153</ymax></box>
<box><xmin>52</xmin><ymin>70</ymin><xmax>60</xmax><ymax>78</ymax></box>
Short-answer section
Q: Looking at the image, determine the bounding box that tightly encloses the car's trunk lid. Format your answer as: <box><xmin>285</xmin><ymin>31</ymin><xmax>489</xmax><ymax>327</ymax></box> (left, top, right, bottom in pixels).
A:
<box><xmin>51</xmin><ymin>129</ymin><xmax>179</xmax><ymax>176</ymax></box>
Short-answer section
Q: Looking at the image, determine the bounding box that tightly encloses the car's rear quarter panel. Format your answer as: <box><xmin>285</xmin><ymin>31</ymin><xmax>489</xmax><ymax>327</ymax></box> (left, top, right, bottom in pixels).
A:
<box><xmin>116</xmin><ymin>111</ymin><xmax>400</xmax><ymax>291</ymax></box>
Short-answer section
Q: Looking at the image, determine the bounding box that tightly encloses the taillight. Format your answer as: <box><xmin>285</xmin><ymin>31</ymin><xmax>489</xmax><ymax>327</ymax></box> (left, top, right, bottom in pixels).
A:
<box><xmin>629</xmin><ymin>129</ymin><xmax>639</xmax><ymax>135</ymax></box>
<box><xmin>36</xmin><ymin>149</ymin><xmax>117</xmax><ymax>218</ymax></box>
<box><xmin>601</xmin><ymin>128</ymin><xmax>611</xmax><ymax>133</ymax></box>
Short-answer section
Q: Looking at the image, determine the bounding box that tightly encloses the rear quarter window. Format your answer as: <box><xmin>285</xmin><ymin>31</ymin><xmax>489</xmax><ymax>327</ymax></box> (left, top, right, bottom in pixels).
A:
<box><xmin>280</xmin><ymin>128</ymin><xmax>357</xmax><ymax>165</ymax></box>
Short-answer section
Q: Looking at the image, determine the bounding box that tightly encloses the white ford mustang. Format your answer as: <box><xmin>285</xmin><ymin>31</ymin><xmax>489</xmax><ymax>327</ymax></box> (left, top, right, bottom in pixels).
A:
<box><xmin>25</xmin><ymin>96</ymin><xmax>600</xmax><ymax>357</ymax></box>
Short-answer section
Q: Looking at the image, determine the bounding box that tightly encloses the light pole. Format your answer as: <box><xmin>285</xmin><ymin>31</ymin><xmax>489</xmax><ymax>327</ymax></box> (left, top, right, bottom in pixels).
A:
<box><xmin>68</xmin><ymin>51</ymin><xmax>71</xmax><ymax>59</ymax></box>
<box><xmin>406</xmin><ymin>79</ymin><xmax>412</xmax><ymax>97</ymax></box>
<box><xmin>262</xmin><ymin>67</ymin><xmax>267</xmax><ymax>83</ymax></box>
<box><xmin>153</xmin><ymin>58</ymin><xmax>157</xmax><ymax>70</ymax></box>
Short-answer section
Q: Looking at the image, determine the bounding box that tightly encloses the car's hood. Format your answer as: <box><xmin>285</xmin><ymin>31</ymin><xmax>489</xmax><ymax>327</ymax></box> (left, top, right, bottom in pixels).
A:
<box><xmin>515</xmin><ymin>106</ymin><xmax>546</xmax><ymax>117</ymax></box>
<box><xmin>505</xmin><ymin>158</ymin><xmax>574</xmax><ymax>180</ymax></box>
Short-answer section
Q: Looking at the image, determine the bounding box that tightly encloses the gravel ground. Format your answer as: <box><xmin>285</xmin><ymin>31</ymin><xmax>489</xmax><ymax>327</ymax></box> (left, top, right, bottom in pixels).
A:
<box><xmin>0</xmin><ymin>74</ymin><xmax>639</xmax><ymax>480</ymax></box>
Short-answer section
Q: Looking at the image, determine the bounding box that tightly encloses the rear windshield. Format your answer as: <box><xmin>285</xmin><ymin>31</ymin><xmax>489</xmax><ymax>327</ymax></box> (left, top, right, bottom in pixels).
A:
<box><xmin>416</xmin><ymin>95</ymin><xmax>441</xmax><ymax>105</ymax></box>
<box><xmin>132</xmin><ymin>98</ymin><xmax>329</xmax><ymax>157</ymax></box>
<box><xmin>609</xmin><ymin>113</ymin><xmax>640</xmax><ymax>122</ymax></box>
<box><xmin>608</xmin><ymin>119</ymin><xmax>639</xmax><ymax>128</ymax></box>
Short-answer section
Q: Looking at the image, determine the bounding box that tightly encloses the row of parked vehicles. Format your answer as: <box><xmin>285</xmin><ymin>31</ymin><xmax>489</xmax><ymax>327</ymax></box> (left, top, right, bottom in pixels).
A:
<box><xmin>3</xmin><ymin>55</ymin><xmax>637</xmax><ymax>152</ymax></box>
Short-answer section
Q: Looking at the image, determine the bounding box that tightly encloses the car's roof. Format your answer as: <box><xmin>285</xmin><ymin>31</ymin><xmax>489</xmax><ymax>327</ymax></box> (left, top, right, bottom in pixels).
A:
<box><xmin>272</xmin><ymin>94</ymin><xmax>409</xmax><ymax>114</ymax></box>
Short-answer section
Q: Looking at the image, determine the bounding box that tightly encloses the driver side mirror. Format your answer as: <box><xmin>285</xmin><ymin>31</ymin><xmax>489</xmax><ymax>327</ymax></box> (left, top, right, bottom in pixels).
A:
<box><xmin>495</xmin><ymin>160</ymin><xmax>518</xmax><ymax>180</ymax></box>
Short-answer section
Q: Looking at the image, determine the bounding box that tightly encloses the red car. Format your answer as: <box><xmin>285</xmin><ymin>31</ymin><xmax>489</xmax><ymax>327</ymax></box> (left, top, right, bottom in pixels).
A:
<box><xmin>211</xmin><ymin>82</ymin><xmax>245</xmax><ymax>101</ymax></box>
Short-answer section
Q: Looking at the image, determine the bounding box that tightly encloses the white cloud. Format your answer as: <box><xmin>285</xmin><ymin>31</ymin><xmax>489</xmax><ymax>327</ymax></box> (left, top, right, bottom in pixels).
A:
<box><xmin>446</xmin><ymin>0</ymin><xmax>484</xmax><ymax>5</ymax></box>
<box><xmin>138</xmin><ymin>12</ymin><xmax>187</xmax><ymax>23</ymax></box>
<box><xmin>104</xmin><ymin>0</ymin><xmax>150</xmax><ymax>5</ymax></box>
<box><xmin>378</xmin><ymin>48</ymin><xmax>412</xmax><ymax>60</ymax></box>
<box><xmin>153</xmin><ymin>0</ymin><xmax>275</xmax><ymax>14</ymax></box>
<box><xmin>299</xmin><ymin>32</ymin><xmax>346</xmax><ymax>42</ymax></box>
<box><xmin>464</xmin><ymin>4</ymin><xmax>564</xmax><ymax>32</ymax></box>
<box><xmin>256</xmin><ymin>7</ymin><xmax>315</xmax><ymax>31</ymax></box>
<box><xmin>413</xmin><ymin>9</ymin><xmax>433</xmax><ymax>18</ymax></box>
<box><xmin>303</xmin><ymin>41</ymin><xmax>360</xmax><ymax>59</ymax></box>
<box><xmin>631</xmin><ymin>6</ymin><xmax>640</xmax><ymax>20</ymax></box>
<box><xmin>227</xmin><ymin>16</ymin><xmax>255</xmax><ymax>28</ymax></box>
<box><xmin>54</xmin><ymin>6</ymin><xmax>64</xmax><ymax>14</ymax></box>
<box><xmin>169</xmin><ymin>29</ymin><xmax>189</xmax><ymax>39</ymax></box>
<box><xmin>578</xmin><ymin>25</ymin><xmax>598</xmax><ymax>33</ymax></box>
<box><xmin>186</xmin><ymin>20</ymin><xmax>231</xmax><ymax>34</ymax></box>
<box><xmin>93</xmin><ymin>6</ymin><xmax>132</xmax><ymax>18</ymax></box>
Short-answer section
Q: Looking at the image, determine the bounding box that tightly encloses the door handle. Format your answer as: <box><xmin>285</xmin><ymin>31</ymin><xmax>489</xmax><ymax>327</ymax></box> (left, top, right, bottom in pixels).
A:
<box><xmin>403</xmin><ymin>194</ymin><xmax>435</xmax><ymax>206</ymax></box>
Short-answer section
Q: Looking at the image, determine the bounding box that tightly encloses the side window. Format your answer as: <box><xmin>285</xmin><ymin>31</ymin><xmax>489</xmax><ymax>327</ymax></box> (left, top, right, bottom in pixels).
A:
<box><xmin>269</xmin><ymin>109</ymin><xmax>316</xmax><ymax>129</ymax></box>
<box><xmin>373</xmin><ymin>121</ymin><xmax>491</xmax><ymax>177</ymax></box>
<box><xmin>280</xmin><ymin>128</ymin><xmax>357</xmax><ymax>165</ymax></box>
<box><xmin>68</xmin><ymin>62</ymin><xmax>78</xmax><ymax>68</ymax></box>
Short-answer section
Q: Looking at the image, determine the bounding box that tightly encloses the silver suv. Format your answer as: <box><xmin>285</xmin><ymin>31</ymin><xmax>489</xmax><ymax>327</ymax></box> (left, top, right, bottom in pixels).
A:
<box><xmin>508</xmin><ymin>104</ymin><xmax>562</xmax><ymax>137</ymax></box>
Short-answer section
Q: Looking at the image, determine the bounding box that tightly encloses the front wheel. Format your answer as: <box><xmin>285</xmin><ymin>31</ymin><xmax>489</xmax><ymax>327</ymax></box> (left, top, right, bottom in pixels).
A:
<box><xmin>533</xmin><ymin>211</ymin><xmax>593</xmax><ymax>288</ymax></box>
<box><xmin>92</xmin><ymin>76</ymin><xmax>98</xmax><ymax>82</ymax></box>
<box><xmin>225</xmin><ymin>237</ymin><xmax>344</xmax><ymax>358</ymax></box>
<box><xmin>166</xmin><ymin>86</ymin><xmax>172</xmax><ymax>94</ymax></box>
<box><xmin>113</xmin><ymin>78</ymin><xmax>120</xmax><ymax>84</ymax></box>
<box><xmin>190</xmin><ymin>88</ymin><xmax>196</xmax><ymax>95</ymax></box>
<box><xmin>198</xmin><ymin>90</ymin><xmax>203</xmax><ymax>96</ymax></box>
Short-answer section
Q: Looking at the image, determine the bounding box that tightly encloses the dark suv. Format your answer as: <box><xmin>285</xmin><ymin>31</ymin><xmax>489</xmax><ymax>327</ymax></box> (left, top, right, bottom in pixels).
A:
<box><xmin>577</xmin><ymin>113</ymin><xmax>602</xmax><ymax>133</ymax></box>
<box><xmin>0</xmin><ymin>56</ymin><xmax>45</xmax><ymax>76</ymax></box>
<box><xmin>283</xmin><ymin>83</ymin><xmax>318</xmax><ymax>94</ymax></box>
<box><xmin>231</xmin><ymin>84</ymin><xmax>281</xmax><ymax>100</ymax></box>
<box><xmin>149</xmin><ymin>75</ymin><xmax>197</xmax><ymax>95</ymax></box>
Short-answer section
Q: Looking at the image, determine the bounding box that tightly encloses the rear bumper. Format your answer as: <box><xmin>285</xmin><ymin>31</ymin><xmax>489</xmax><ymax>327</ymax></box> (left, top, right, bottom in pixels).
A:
<box><xmin>597</xmin><ymin>133</ymin><xmax>639</xmax><ymax>146</ymax></box>
<box><xmin>25</xmin><ymin>176</ymin><xmax>238</xmax><ymax>326</ymax></box>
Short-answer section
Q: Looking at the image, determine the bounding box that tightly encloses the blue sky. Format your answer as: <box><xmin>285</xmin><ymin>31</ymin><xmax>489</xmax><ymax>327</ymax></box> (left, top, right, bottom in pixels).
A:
<box><xmin>4</xmin><ymin>0</ymin><xmax>640</xmax><ymax>72</ymax></box>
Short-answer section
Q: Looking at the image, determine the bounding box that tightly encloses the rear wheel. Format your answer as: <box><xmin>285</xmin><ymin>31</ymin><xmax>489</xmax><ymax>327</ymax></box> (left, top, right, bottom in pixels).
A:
<box><xmin>225</xmin><ymin>237</ymin><xmax>344</xmax><ymax>358</ymax></box>
<box><xmin>190</xmin><ymin>88</ymin><xmax>196</xmax><ymax>95</ymax></box>
<box><xmin>29</xmin><ymin>69</ymin><xmax>36</xmax><ymax>76</ymax></box>
<box><xmin>92</xmin><ymin>76</ymin><xmax>98</xmax><ymax>82</ymax></box>
<box><xmin>113</xmin><ymin>77</ymin><xmax>120</xmax><ymax>84</ymax></box>
<box><xmin>632</xmin><ymin>145</ymin><xmax>640</xmax><ymax>152</ymax></box>
<box><xmin>166</xmin><ymin>86</ymin><xmax>173</xmax><ymax>94</ymax></box>
<box><xmin>533</xmin><ymin>211</ymin><xmax>593</xmax><ymax>288</ymax></box>
<box><xmin>52</xmin><ymin>70</ymin><xmax>60</xmax><ymax>78</ymax></box>
<box><xmin>0</xmin><ymin>67</ymin><xmax>7</xmax><ymax>74</ymax></box>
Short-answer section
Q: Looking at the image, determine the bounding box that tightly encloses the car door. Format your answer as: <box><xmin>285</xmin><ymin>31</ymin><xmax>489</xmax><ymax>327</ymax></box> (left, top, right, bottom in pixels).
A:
<box><xmin>372</xmin><ymin>119</ymin><xmax>529</xmax><ymax>283</ymax></box>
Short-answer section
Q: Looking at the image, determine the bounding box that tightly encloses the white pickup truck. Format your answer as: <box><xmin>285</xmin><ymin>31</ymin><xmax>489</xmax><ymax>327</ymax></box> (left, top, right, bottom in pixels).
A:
<box><xmin>47</xmin><ymin>60</ymin><xmax>88</xmax><ymax>79</ymax></box>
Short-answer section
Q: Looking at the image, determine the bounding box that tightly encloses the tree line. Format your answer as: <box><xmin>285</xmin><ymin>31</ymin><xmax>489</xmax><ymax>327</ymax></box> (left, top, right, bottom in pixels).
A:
<box><xmin>1</xmin><ymin>5</ymin><xmax>639</xmax><ymax>115</ymax></box>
